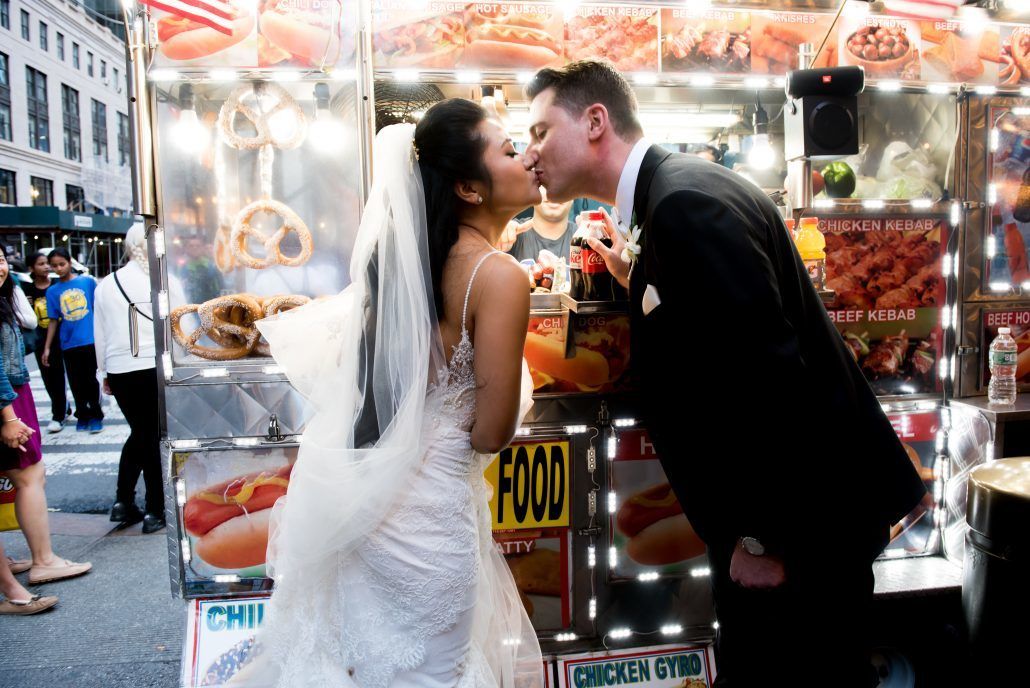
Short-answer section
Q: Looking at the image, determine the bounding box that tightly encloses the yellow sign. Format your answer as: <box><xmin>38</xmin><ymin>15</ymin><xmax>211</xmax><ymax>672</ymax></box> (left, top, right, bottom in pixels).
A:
<box><xmin>484</xmin><ymin>439</ymin><xmax>570</xmax><ymax>531</ymax></box>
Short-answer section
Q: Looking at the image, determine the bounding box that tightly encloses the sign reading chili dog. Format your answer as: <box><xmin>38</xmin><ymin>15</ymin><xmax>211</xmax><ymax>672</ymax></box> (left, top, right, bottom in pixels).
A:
<box><xmin>485</xmin><ymin>439</ymin><xmax>570</xmax><ymax>531</ymax></box>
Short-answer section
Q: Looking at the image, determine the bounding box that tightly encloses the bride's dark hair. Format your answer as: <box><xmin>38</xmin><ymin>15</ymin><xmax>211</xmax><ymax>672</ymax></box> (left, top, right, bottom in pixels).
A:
<box><xmin>413</xmin><ymin>98</ymin><xmax>491</xmax><ymax>317</ymax></box>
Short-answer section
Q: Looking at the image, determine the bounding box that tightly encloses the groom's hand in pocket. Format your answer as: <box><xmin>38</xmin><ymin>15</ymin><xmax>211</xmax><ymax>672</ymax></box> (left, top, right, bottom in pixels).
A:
<box><xmin>585</xmin><ymin>208</ymin><xmax>631</xmax><ymax>289</ymax></box>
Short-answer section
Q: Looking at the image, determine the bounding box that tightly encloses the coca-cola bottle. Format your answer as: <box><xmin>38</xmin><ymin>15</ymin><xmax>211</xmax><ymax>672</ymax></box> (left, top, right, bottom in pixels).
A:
<box><xmin>580</xmin><ymin>211</ymin><xmax>627</xmax><ymax>301</ymax></box>
<box><xmin>569</xmin><ymin>222</ymin><xmax>588</xmax><ymax>301</ymax></box>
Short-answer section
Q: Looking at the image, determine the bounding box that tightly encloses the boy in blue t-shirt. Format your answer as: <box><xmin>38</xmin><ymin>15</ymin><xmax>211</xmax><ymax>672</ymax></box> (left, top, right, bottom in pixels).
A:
<box><xmin>43</xmin><ymin>248</ymin><xmax>103</xmax><ymax>433</ymax></box>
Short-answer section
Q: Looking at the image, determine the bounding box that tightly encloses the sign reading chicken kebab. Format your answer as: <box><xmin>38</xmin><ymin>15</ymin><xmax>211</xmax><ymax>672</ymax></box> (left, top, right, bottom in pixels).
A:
<box><xmin>823</xmin><ymin>215</ymin><xmax>946</xmax><ymax>396</ymax></box>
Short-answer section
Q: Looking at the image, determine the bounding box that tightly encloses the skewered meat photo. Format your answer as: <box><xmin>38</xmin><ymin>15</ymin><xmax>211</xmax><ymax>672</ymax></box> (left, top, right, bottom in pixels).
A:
<box><xmin>843</xmin><ymin>328</ymin><xmax>937</xmax><ymax>395</ymax></box>
<box><xmin>660</xmin><ymin>9</ymin><xmax>750</xmax><ymax>73</ymax></box>
<box><xmin>825</xmin><ymin>228</ymin><xmax>942</xmax><ymax>311</ymax></box>
<box><xmin>564</xmin><ymin>9</ymin><xmax>659</xmax><ymax>72</ymax></box>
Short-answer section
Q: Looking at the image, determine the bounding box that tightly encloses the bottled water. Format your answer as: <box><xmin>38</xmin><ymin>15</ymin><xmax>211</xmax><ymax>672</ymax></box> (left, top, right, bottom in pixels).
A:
<box><xmin>988</xmin><ymin>327</ymin><xmax>1018</xmax><ymax>406</ymax></box>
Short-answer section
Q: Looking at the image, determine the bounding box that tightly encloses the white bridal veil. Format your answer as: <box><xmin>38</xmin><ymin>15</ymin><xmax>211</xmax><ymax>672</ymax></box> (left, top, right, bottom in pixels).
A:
<box><xmin>229</xmin><ymin>124</ymin><xmax>543</xmax><ymax>687</ymax></box>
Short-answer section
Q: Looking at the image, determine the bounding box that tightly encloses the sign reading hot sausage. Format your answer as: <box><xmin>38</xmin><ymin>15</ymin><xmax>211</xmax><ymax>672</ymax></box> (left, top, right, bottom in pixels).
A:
<box><xmin>485</xmin><ymin>439</ymin><xmax>570</xmax><ymax>531</ymax></box>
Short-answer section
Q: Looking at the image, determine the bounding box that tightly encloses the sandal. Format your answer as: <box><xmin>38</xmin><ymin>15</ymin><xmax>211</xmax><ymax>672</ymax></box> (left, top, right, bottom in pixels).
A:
<box><xmin>6</xmin><ymin>557</ymin><xmax>31</xmax><ymax>574</ymax></box>
<box><xmin>0</xmin><ymin>594</ymin><xmax>58</xmax><ymax>615</ymax></box>
<box><xmin>28</xmin><ymin>558</ymin><xmax>92</xmax><ymax>585</ymax></box>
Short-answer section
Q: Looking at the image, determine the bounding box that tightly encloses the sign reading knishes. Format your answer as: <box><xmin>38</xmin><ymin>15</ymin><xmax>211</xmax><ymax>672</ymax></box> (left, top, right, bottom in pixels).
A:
<box><xmin>485</xmin><ymin>440</ymin><xmax>570</xmax><ymax>531</ymax></box>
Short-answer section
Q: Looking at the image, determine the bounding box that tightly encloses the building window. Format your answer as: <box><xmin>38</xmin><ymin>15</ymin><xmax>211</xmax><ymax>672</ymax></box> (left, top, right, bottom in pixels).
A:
<box><xmin>62</xmin><ymin>85</ymin><xmax>80</xmax><ymax>161</ymax></box>
<box><xmin>57</xmin><ymin>32</ymin><xmax>63</xmax><ymax>60</ymax></box>
<box><xmin>0</xmin><ymin>169</ymin><xmax>13</xmax><ymax>205</ymax></box>
<box><xmin>87</xmin><ymin>52</ymin><xmax>93</xmax><ymax>77</ymax></box>
<box><xmin>0</xmin><ymin>53</ymin><xmax>10</xmax><ymax>142</ymax></box>
<box><xmin>26</xmin><ymin>67</ymin><xmax>49</xmax><ymax>152</ymax></box>
<box><xmin>72</xmin><ymin>43</ymin><xmax>79</xmax><ymax>69</ymax></box>
<box><xmin>113</xmin><ymin>67</ymin><xmax>119</xmax><ymax>91</ymax></box>
<box><xmin>117</xmin><ymin>112</ymin><xmax>130</xmax><ymax>166</ymax></box>
<box><xmin>66</xmin><ymin>184</ymin><xmax>85</xmax><ymax>211</ymax></box>
<box><xmin>19</xmin><ymin>9</ymin><xmax>27</xmax><ymax>40</ymax></box>
<box><xmin>39</xmin><ymin>21</ymin><xmax>46</xmax><ymax>51</ymax></box>
<box><xmin>91</xmin><ymin>99</ymin><xmax>107</xmax><ymax>161</ymax></box>
<box><xmin>30</xmin><ymin>176</ymin><xmax>53</xmax><ymax>206</ymax></box>
<box><xmin>1</xmin><ymin>0</ymin><xmax>9</xmax><ymax>31</ymax></box>
<box><xmin>100</xmin><ymin>60</ymin><xmax>106</xmax><ymax>80</ymax></box>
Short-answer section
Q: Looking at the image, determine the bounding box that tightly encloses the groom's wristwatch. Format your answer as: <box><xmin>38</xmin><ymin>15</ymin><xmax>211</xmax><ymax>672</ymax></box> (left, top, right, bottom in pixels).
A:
<box><xmin>740</xmin><ymin>537</ymin><xmax>766</xmax><ymax>556</ymax></box>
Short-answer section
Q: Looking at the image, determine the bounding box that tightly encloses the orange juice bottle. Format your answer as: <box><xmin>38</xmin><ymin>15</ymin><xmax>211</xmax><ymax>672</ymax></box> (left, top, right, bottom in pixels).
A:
<box><xmin>795</xmin><ymin>217</ymin><xmax>826</xmax><ymax>289</ymax></box>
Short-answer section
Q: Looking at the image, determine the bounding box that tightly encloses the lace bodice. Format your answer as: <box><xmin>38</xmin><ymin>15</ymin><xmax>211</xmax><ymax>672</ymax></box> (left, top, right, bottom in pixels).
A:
<box><xmin>430</xmin><ymin>250</ymin><xmax>503</xmax><ymax>433</ymax></box>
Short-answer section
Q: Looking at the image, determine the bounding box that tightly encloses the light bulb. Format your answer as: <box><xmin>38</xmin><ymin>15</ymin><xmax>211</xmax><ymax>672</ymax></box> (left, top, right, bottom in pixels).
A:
<box><xmin>173</xmin><ymin>110</ymin><xmax>209</xmax><ymax>155</ymax></box>
<box><xmin>310</xmin><ymin>109</ymin><xmax>348</xmax><ymax>155</ymax></box>
<box><xmin>267</xmin><ymin>108</ymin><xmax>301</xmax><ymax>143</ymax></box>
<box><xmin>747</xmin><ymin>134</ymin><xmax>775</xmax><ymax>170</ymax></box>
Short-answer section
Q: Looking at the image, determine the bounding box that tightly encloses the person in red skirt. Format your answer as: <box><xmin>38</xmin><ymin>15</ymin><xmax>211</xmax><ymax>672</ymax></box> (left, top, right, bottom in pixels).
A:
<box><xmin>0</xmin><ymin>252</ymin><xmax>90</xmax><ymax>615</ymax></box>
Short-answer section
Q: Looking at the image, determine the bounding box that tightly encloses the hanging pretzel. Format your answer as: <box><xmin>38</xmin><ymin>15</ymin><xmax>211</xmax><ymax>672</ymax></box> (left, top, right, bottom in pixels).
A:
<box><xmin>230</xmin><ymin>198</ymin><xmax>314</xmax><ymax>269</ymax></box>
<box><xmin>170</xmin><ymin>294</ymin><xmax>265</xmax><ymax>361</ymax></box>
<box><xmin>217</xmin><ymin>83</ymin><xmax>308</xmax><ymax>151</ymax></box>
<box><xmin>214</xmin><ymin>224</ymin><xmax>236</xmax><ymax>273</ymax></box>
<box><xmin>253</xmin><ymin>295</ymin><xmax>311</xmax><ymax>356</ymax></box>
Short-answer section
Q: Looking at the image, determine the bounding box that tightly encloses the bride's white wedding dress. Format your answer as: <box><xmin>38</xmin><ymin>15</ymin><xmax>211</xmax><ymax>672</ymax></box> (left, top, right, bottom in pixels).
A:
<box><xmin>233</xmin><ymin>247</ymin><xmax>540</xmax><ymax>688</ymax></box>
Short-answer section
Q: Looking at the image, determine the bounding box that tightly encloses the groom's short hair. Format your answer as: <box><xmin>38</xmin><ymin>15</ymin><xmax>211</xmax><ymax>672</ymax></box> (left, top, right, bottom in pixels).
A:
<box><xmin>526</xmin><ymin>60</ymin><xmax>643</xmax><ymax>140</ymax></box>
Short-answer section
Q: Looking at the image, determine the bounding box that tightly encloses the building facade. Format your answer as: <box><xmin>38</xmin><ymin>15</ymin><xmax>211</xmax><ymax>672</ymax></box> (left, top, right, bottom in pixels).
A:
<box><xmin>0</xmin><ymin>0</ymin><xmax>132</xmax><ymax>274</ymax></box>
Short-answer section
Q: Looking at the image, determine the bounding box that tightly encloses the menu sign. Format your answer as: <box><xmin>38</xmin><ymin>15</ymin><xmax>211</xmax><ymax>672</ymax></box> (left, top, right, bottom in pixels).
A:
<box><xmin>659</xmin><ymin>8</ymin><xmax>750</xmax><ymax>73</ymax></box>
<box><xmin>986</xmin><ymin>107</ymin><xmax>1030</xmax><ymax>286</ymax></box>
<box><xmin>609</xmin><ymin>428</ymin><xmax>706</xmax><ymax>580</ymax></box>
<box><xmin>823</xmin><ymin>215</ymin><xmax>945</xmax><ymax>396</ymax></box>
<box><xmin>884</xmin><ymin>410</ymin><xmax>938</xmax><ymax>557</ymax></box>
<box><xmin>462</xmin><ymin>3</ymin><xmax>564</xmax><ymax>68</ymax></box>
<box><xmin>919</xmin><ymin>19</ymin><xmax>1001</xmax><ymax>85</ymax></box>
<box><xmin>750</xmin><ymin>11</ymin><xmax>838</xmax><ymax>74</ymax></box>
<box><xmin>371</xmin><ymin>0</ymin><xmax>466</xmax><ymax>68</ymax></box>
<box><xmin>556</xmin><ymin>645</ymin><xmax>716</xmax><ymax>688</ymax></box>
<box><xmin>495</xmin><ymin>529</ymin><xmax>572</xmax><ymax>630</ymax></box>
<box><xmin>485</xmin><ymin>439</ymin><xmax>571</xmax><ymax>531</ymax></box>
<box><xmin>566</xmin><ymin>5</ymin><xmax>660</xmax><ymax>72</ymax></box>
<box><xmin>1001</xmin><ymin>26</ymin><xmax>1030</xmax><ymax>87</ymax></box>
<box><xmin>982</xmin><ymin>309</ymin><xmax>1030</xmax><ymax>387</ymax></box>
<box><xmin>839</xmin><ymin>14</ymin><xmax>921</xmax><ymax>80</ymax></box>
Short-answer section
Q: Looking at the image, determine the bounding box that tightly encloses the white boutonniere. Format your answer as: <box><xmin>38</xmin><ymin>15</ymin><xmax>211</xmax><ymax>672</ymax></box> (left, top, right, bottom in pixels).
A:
<box><xmin>621</xmin><ymin>225</ymin><xmax>642</xmax><ymax>265</ymax></box>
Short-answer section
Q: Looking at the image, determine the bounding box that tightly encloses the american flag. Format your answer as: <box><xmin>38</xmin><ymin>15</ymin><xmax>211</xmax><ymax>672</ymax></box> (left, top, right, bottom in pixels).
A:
<box><xmin>881</xmin><ymin>0</ymin><xmax>964</xmax><ymax>21</ymax></box>
<box><xmin>139</xmin><ymin>0</ymin><xmax>235</xmax><ymax>36</ymax></box>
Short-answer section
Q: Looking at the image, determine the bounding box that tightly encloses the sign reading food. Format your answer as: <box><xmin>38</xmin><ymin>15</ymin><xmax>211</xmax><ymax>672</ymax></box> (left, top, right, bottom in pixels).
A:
<box><xmin>495</xmin><ymin>529</ymin><xmax>571</xmax><ymax>630</ymax></box>
<box><xmin>750</xmin><ymin>11</ymin><xmax>837</xmax><ymax>74</ymax></box>
<box><xmin>524</xmin><ymin>313</ymin><xmax>632</xmax><ymax>395</ymax></box>
<box><xmin>462</xmin><ymin>3</ymin><xmax>563</xmax><ymax>67</ymax></box>
<box><xmin>565</xmin><ymin>5</ymin><xmax>659</xmax><ymax>72</ymax></box>
<box><xmin>660</xmin><ymin>8</ymin><xmax>750</xmax><ymax>73</ymax></box>
<box><xmin>371</xmin><ymin>0</ymin><xmax>465</xmax><ymax>68</ymax></box>
<box><xmin>610</xmin><ymin>428</ymin><xmax>705</xmax><ymax>579</ymax></box>
<box><xmin>557</xmin><ymin>644</ymin><xmax>716</xmax><ymax>688</ymax></box>
<box><xmin>982</xmin><ymin>309</ymin><xmax>1030</xmax><ymax>387</ymax></box>
<box><xmin>485</xmin><ymin>439</ymin><xmax>570</xmax><ymax>531</ymax></box>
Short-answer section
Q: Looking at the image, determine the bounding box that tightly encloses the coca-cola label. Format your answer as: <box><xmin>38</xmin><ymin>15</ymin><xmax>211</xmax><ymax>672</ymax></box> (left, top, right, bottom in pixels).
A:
<box><xmin>582</xmin><ymin>248</ymin><xmax>609</xmax><ymax>274</ymax></box>
<box><xmin>991</xmin><ymin>350</ymin><xmax>1017</xmax><ymax>367</ymax></box>
<box><xmin>569</xmin><ymin>245</ymin><xmax>582</xmax><ymax>270</ymax></box>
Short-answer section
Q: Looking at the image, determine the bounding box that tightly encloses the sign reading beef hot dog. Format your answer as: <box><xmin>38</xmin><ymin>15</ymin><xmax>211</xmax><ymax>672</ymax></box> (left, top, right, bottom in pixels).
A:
<box><xmin>485</xmin><ymin>439</ymin><xmax>570</xmax><ymax>531</ymax></box>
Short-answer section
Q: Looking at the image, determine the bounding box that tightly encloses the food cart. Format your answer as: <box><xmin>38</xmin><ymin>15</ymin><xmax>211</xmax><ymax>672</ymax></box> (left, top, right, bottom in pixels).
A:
<box><xmin>118</xmin><ymin>0</ymin><xmax>1029</xmax><ymax>684</ymax></box>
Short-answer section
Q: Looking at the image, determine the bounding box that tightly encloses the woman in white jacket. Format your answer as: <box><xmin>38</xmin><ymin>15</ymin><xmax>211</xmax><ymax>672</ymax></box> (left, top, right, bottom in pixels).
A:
<box><xmin>93</xmin><ymin>224</ymin><xmax>164</xmax><ymax>533</ymax></box>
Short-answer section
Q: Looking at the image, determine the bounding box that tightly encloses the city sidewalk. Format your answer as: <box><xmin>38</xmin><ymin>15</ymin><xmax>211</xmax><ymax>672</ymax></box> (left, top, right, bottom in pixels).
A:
<box><xmin>0</xmin><ymin>513</ymin><xmax>186</xmax><ymax>687</ymax></box>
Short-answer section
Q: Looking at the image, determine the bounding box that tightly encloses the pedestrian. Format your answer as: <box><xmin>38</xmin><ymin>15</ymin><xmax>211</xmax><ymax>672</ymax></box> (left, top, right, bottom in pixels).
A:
<box><xmin>0</xmin><ymin>251</ymin><xmax>91</xmax><ymax>610</ymax></box>
<box><xmin>20</xmin><ymin>252</ymin><xmax>71</xmax><ymax>433</ymax></box>
<box><xmin>42</xmin><ymin>248</ymin><xmax>104</xmax><ymax>433</ymax></box>
<box><xmin>182</xmin><ymin>235</ymin><xmax>222</xmax><ymax>304</ymax></box>
<box><xmin>94</xmin><ymin>225</ymin><xmax>165</xmax><ymax>532</ymax></box>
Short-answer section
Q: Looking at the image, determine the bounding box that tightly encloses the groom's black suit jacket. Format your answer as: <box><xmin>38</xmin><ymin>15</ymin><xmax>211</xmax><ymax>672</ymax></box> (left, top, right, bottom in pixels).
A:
<box><xmin>629</xmin><ymin>146</ymin><xmax>926</xmax><ymax>555</ymax></box>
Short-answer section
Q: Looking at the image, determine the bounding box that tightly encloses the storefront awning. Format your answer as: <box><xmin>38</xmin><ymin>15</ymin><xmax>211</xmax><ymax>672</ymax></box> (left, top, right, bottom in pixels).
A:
<box><xmin>0</xmin><ymin>207</ymin><xmax>134</xmax><ymax>236</ymax></box>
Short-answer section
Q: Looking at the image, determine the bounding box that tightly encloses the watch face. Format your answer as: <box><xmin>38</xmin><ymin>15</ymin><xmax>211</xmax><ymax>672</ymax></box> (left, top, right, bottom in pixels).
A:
<box><xmin>743</xmin><ymin>537</ymin><xmax>764</xmax><ymax>556</ymax></box>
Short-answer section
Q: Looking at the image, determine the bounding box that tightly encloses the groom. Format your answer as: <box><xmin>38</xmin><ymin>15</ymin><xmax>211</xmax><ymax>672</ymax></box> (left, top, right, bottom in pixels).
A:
<box><xmin>525</xmin><ymin>60</ymin><xmax>926</xmax><ymax>686</ymax></box>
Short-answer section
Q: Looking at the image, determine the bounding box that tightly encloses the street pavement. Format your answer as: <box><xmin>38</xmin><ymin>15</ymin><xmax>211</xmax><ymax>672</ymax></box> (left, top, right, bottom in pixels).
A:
<box><xmin>2</xmin><ymin>365</ymin><xmax>186</xmax><ymax>687</ymax></box>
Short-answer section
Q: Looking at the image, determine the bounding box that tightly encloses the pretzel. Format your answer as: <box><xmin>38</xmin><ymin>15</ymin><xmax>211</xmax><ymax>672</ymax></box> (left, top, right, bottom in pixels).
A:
<box><xmin>217</xmin><ymin>83</ymin><xmax>308</xmax><ymax>151</ymax></box>
<box><xmin>253</xmin><ymin>295</ymin><xmax>311</xmax><ymax>356</ymax></box>
<box><xmin>230</xmin><ymin>199</ymin><xmax>313</xmax><ymax>269</ymax></box>
<box><xmin>170</xmin><ymin>294</ymin><xmax>264</xmax><ymax>361</ymax></box>
<box><xmin>214</xmin><ymin>224</ymin><xmax>236</xmax><ymax>273</ymax></box>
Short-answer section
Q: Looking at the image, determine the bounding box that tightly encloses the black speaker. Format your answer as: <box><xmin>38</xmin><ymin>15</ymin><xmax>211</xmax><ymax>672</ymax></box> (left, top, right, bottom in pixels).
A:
<box><xmin>785</xmin><ymin>66</ymin><xmax>865</xmax><ymax>98</ymax></box>
<box><xmin>784</xmin><ymin>67</ymin><xmax>862</xmax><ymax>159</ymax></box>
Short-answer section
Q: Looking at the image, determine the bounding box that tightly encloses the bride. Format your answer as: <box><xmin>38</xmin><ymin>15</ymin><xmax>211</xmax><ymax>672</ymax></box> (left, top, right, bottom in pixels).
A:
<box><xmin>229</xmin><ymin>98</ymin><xmax>545</xmax><ymax>687</ymax></box>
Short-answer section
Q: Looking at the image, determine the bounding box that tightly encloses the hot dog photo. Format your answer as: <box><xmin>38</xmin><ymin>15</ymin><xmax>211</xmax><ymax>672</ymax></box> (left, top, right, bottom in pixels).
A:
<box><xmin>153</xmin><ymin>1</ymin><xmax>258</xmax><ymax>67</ymax></box>
<box><xmin>372</xmin><ymin>1</ymin><xmax>465</xmax><ymax>68</ymax></box>
<box><xmin>258</xmin><ymin>0</ymin><xmax>357</xmax><ymax>68</ymax></box>
<box><xmin>177</xmin><ymin>448</ymin><xmax>296</xmax><ymax>579</ymax></box>
<box><xmin>523</xmin><ymin>314</ymin><xmax>631</xmax><ymax>395</ymax></box>
<box><xmin>461</xmin><ymin>3</ymin><xmax>563</xmax><ymax>68</ymax></box>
